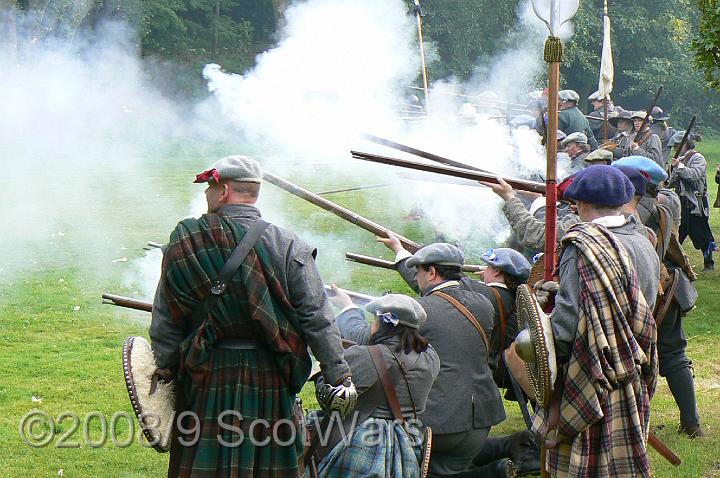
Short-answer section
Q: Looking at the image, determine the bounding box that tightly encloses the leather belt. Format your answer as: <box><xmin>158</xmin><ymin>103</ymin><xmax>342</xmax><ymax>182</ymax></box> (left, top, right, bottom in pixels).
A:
<box><xmin>216</xmin><ymin>339</ymin><xmax>260</xmax><ymax>350</ymax></box>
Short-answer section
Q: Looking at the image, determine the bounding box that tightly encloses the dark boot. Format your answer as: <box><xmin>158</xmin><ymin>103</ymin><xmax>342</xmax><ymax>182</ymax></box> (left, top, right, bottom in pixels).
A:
<box><xmin>666</xmin><ymin>367</ymin><xmax>704</xmax><ymax>437</ymax></box>
<box><xmin>703</xmin><ymin>242</ymin><xmax>715</xmax><ymax>271</ymax></box>
<box><xmin>509</xmin><ymin>430</ymin><xmax>540</xmax><ymax>476</ymax></box>
<box><xmin>455</xmin><ymin>459</ymin><xmax>516</xmax><ymax>478</ymax></box>
<box><xmin>472</xmin><ymin>436</ymin><xmax>512</xmax><ymax>467</ymax></box>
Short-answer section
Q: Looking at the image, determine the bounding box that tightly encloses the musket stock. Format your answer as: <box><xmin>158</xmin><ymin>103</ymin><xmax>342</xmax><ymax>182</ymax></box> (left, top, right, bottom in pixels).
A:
<box><xmin>102</xmin><ymin>293</ymin><xmax>153</xmax><ymax>312</ymax></box>
<box><xmin>648</xmin><ymin>431</ymin><xmax>681</xmax><ymax>466</ymax></box>
<box><xmin>352</xmin><ymin>150</ymin><xmax>546</xmax><ymax>194</ymax></box>
<box><xmin>263</xmin><ymin>172</ymin><xmax>422</xmax><ymax>253</ymax></box>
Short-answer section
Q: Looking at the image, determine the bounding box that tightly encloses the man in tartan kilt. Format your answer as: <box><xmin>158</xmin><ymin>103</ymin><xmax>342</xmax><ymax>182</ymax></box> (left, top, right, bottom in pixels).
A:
<box><xmin>150</xmin><ymin>155</ymin><xmax>354</xmax><ymax>478</ymax></box>
<box><xmin>516</xmin><ymin>166</ymin><xmax>659</xmax><ymax>477</ymax></box>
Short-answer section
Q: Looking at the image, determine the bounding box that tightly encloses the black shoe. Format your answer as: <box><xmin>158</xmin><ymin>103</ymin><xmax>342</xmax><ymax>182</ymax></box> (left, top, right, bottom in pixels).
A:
<box><xmin>704</xmin><ymin>263</ymin><xmax>714</xmax><ymax>272</ymax></box>
<box><xmin>513</xmin><ymin>456</ymin><xmax>541</xmax><ymax>476</ymax></box>
<box><xmin>679</xmin><ymin>422</ymin><xmax>705</xmax><ymax>438</ymax></box>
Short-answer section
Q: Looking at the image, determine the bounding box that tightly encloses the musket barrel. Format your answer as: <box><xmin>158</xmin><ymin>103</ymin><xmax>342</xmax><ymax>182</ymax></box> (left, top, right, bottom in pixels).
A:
<box><xmin>323</xmin><ymin>285</ymin><xmax>375</xmax><ymax>305</ymax></box>
<box><xmin>263</xmin><ymin>172</ymin><xmax>422</xmax><ymax>253</ymax></box>
<box><xmin>671</xmin><ymin>116</ymin><xmax>696</xmax><ymax>161</ymax></box>
<box><xmin>102</xmin><ymin>293</ymin><xmax>153</xmax><ymax>312</ymax></box>
<box><xmin>351</xmin><ymin>151</ymin><xmax>546</xmax><ymax>194</ymax></box>
<box><xmin>346</xmin><ymin>252</ymin><xmax>395</xmax><ymax>270</ymax></box>
<box><xmin>362</xmin><ymin>133</ymin><xmax>491</xmax><ymax>173</ymax></box>
<box><xmin>346</xmin><ymin>251</ymin><xmax>486</xmax><ymax>274</ymax></box>
<box><xmin>638</xmin><ymin>86</ymin><xmax>663</xmax><ymax>135</ymax></box>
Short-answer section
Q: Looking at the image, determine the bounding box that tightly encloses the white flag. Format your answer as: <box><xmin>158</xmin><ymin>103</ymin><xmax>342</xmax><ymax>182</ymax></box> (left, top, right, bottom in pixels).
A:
<box><xmin>598</xmin><ymin>14</ymin><xmax>614</xmax><ymax>99</ymax></box>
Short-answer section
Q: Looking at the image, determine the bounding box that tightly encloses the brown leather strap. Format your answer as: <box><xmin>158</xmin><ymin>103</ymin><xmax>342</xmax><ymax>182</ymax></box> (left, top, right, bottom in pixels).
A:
<box><xmin>636</xmin><ymin>129</ymin><xmax>651</xmax><ymax>146</ymax></box>
<box><xmin>540</xmin><ymin>370</ymin><xmax>565</xmax><ymax>449</ymax></box>
<box><xmin>654</xmin><ymin>268</ymin><xmax>679</xmax><ymax>328</ymax></box>
<box><xmin>432</xmin><ymin>291</ymin><xmax>490</xmax><ymax>360</ymax></box>
<box><xmin>489</xmin><ymin>288</ymin><xmax>507</xmax><ymax>352</ymax></box>
<box><xmin>368</xmin><ymin>345</ymin><xmax>405</xmax><ymax>423</ymax></box>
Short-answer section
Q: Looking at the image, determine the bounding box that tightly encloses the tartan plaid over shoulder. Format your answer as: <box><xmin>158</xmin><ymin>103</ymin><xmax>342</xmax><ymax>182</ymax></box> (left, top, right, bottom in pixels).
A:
<box><xmin>536</xmin><ymin>222</ymin><xmax>658</xmax><ymax>478</ymax></box>
<box><xmin>162</xmin><ymin>213</ymin><xmax>311</xmax><ymax>393</ymax></box>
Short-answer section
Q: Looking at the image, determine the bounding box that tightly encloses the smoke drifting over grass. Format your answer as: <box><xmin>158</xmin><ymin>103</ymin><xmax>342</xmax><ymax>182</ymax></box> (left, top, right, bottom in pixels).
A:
<box><xmin>1</xmin><ymin>0</ymin><xmax>576</xmax><ymax>296</ymax></box>
<box><xmin>0</xmin><ymin>14</ymin><xmax>232</xmax><ymax>284</ymax></box>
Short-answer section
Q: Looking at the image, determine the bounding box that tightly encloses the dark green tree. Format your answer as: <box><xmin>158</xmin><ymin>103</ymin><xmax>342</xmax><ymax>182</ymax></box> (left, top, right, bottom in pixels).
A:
<box><xmin>692</xmin><ymin>0</ymin><xmax>720</xmax><ymax>89</ymax></box>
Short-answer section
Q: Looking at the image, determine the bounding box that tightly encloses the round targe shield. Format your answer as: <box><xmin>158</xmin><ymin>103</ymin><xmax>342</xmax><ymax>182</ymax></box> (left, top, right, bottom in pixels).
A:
<box><xmin>122</xmin><ymin>336</ymin><xmax>175</xmax><ymax>452</ymax></box>
<box><xmin>515</xmin><ymin>284</ymin><xmax>557</xmax><ymax>407</ymax></box>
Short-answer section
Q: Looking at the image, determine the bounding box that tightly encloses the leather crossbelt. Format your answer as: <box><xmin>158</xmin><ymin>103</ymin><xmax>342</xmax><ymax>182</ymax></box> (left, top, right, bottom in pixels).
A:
<box><xmin>215</xmin><ymin>339</ymin><xmax>260</xmax><ymax>350</ymax></box>
<box><xmin>368</xmin><ymin>345</ymin><xmax>405</xmax><ymax>423</ymax></box>
<box><xmin>432</xmin><ymin>290</ymin><xmax>490</xmax><ymax>360</ymax></box>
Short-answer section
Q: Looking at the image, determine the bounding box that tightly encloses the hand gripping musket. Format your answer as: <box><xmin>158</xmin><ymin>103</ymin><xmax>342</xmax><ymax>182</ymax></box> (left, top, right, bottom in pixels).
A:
<box><xmin>351</xmin><ymin>150</ymin><xmax>547</xmax><ymax>195</ymax></box>
<box><xmin>668</xmin><ymin>115</ymin><xmax>697</xmax><ymax>173</ymax></box>
<box><xmin>345</xmin><ymin>251</ymin><xmax>486</xmax><ymax>274</ymax></box>
<box><xmin>262</xmin><ymin>172</ymin><xmax>422</xmax><ymax>253</ymax></box>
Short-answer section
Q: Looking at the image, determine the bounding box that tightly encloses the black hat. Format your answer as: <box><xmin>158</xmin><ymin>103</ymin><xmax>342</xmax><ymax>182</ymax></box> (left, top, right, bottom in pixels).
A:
<box><xmin>609</xmin><ymin>109</ymin><xmax>633</xmax><ymax>127</ymax></box>
<box><xmin>651</xmin><ymin>106</ymin><xmax>670</xmax><ymax>122</ymax></box>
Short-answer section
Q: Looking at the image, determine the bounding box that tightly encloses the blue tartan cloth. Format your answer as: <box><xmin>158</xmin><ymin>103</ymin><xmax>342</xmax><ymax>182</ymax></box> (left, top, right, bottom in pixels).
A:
<box><xmin>315</xmin><ymin>418</ymin><xmax>423</xmax><ymax>478</ymax></box>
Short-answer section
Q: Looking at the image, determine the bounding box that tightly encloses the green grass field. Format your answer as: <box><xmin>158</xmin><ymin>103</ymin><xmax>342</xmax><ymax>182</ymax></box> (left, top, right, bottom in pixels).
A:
<box><xmin>1</xmin><ymin>144</ymin><xmax>719</xmax><ymax>477</ymax></box>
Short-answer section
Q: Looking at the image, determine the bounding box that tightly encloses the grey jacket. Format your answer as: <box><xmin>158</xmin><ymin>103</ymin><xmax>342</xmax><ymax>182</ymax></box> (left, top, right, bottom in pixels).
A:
<box><xmin>393</xmin><ymin>260</ymin><xmax>506</xmax><ymax>433</ymax></box>
<box><xmin>636</xmin><ymin>197</ymin><xmax>698</xmax><ymax>313</ymax></box>
<box><xmin>589</xmin><ymin>107</ymin><xmax>618</xmax><ymax>140</ymax></box>
<box><xmin>502</xmin><ymin>196</ymin><xmax>581</xmax><ymax>255</ymax></box>
<box><xmin>623</xmin><ymin>130</ymin><xmax>663</xmax><ymax>167</ymax></box>
<box><xmin>335</xmin><ymin>309</ymin><xmax>440</xmax><ymax>420</ymax></box>
<box><xmin>150</xmin><ymin>204</ymin><xmax>351</xmax><ymax>385</ymax></box>
<box><xmin>566</xmin><ymin>151</ymin><xmax>589</xmax><ymax>176</ymax></box>
<box><xmin>649</xmin><ymin>123</ymin><xmax>677</xmax><ymax>164</ymax></box>
<box><xmin>552</xmin><ymin>218</ymin><xmax>660</xmax><ymax>360</ymax></box>
<box><xmin>668</xmin><ymin>151</ymin><xmax>710</xmax><ymax>216</ymax></box>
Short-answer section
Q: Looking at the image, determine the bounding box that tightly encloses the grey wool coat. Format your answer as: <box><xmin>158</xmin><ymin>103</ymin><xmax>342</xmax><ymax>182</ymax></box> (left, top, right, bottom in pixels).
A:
<box><xmin>391</xmin><ymin>259</ymin><xmax>506</xmax><ymax>434</ymax></box>
<box><xmin>335</xmin><ymin>309</ymin><xmax>441</xmax><ymax>420</ymax></box>
<box><xmin>150</xmin><ymin>204</ymin><xmax>351</xmax><ymax>386</ymax></box>
<box><xmin>552</xmin><ymin>217</ymin><xmax>660</xmax><ymax>360</ymax></box>
<box><xmin>668</xmin><ymin>151</ymin><xmax>710</xmax><ymax>216</ymax></box>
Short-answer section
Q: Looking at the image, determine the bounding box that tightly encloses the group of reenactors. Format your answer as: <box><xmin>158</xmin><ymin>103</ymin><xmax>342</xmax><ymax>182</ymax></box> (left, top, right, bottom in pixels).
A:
<box><xmin>146</xmin><ymin>89</ymin><xmax>718</xmax><ymax>478</ymax></box>
<box><xmin>521</xmin><ymin>88</ymin><xmax>717</xmax><ymax>273</ymax></box>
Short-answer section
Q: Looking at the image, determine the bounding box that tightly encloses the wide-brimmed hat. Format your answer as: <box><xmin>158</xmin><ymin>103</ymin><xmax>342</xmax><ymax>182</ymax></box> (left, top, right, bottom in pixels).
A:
<box><xmin>651</xmin><ymin>106</ymin><xmax>670</xmax><ymax>121</ymax></box>
<box><xmin>609</xmin><ymin>109</ymin><xmax>633</xmax><ymax>127</ymax></box>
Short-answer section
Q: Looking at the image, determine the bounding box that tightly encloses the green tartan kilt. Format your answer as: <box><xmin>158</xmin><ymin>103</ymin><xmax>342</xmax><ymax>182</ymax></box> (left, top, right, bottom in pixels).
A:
<box><xmin>174</xmin><ymin>348</ymin><xmax>304</xmax><ymax>478</ymax></box>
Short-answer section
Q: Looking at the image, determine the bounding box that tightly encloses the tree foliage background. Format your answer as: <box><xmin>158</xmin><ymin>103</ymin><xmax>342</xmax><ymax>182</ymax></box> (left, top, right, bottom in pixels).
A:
<box><xmin>2</xmin><ymin>0</ymin><xmax>720</xmax><ymax>129</ymax></box>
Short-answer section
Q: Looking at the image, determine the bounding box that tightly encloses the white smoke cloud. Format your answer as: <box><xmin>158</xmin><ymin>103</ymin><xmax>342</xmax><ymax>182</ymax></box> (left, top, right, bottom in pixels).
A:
<box><xmin>1</xmin><ymin>0</ymin><xmax>578</xmax><ymax>297</ymax></box>
<box><xmin>201</xmin><ymin>0</ymin><xmax>571</xmax><ymax>261</ymax></box>
<box><xmin>0</xmin><ymin>12</ymin><xmax>235</xmax><ymax>284</ymax></box>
